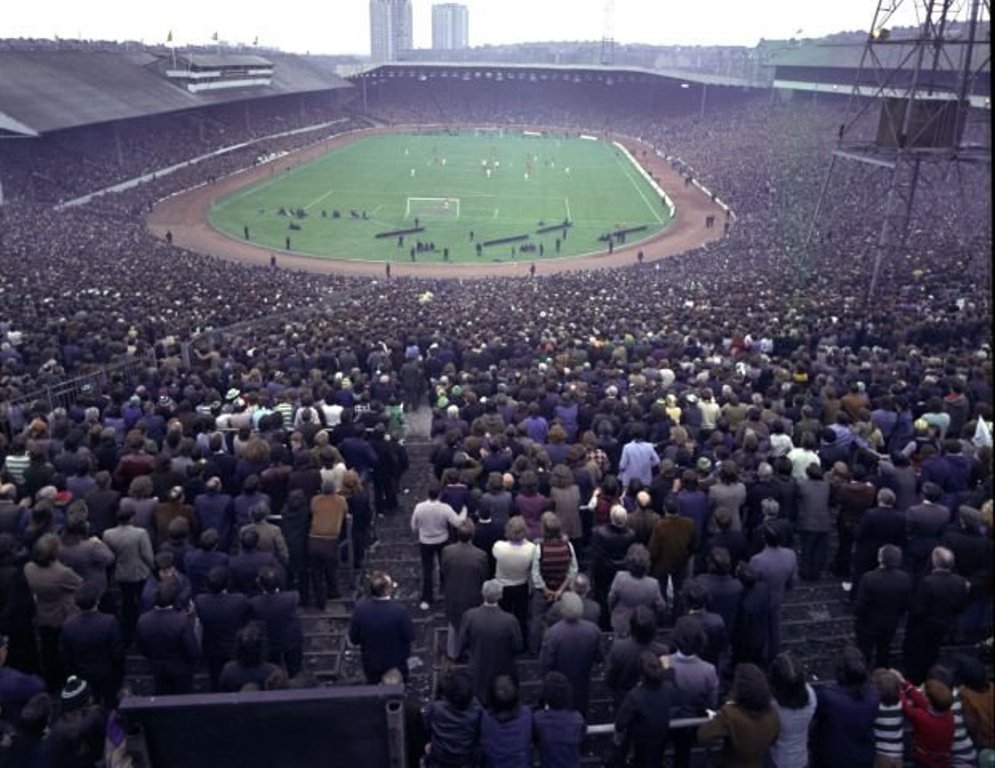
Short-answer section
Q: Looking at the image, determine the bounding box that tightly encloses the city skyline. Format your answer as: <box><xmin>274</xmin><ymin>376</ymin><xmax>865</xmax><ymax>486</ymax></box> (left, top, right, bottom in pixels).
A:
<box><xmin>3</xmin><ymin>1</ymin><xmax>926</xmax><ymax>55</ymax></box>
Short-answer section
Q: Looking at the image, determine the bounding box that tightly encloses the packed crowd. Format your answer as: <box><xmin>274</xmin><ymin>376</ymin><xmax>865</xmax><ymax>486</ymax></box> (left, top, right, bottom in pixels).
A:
<box><xmin>0</xmin><ymin>92</ymin><xmax>350</xmax><ymax>204</ymax></box>
<box><xmin>0</xmin><ymin>73</ymin><xmax>991</xmax><ymax>767</ymax></box>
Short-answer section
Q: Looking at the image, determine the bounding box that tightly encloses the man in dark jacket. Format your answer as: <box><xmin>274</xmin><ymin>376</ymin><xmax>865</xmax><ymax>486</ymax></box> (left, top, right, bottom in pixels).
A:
<box><xmin>691</xmin><ymin>547</ymin><xmax>743</xmax><ymax>638</ymax></box>
<box><xmin>58</xmin><ymin>583</ymin><xmax>122</xmax><ymax>708</ymax></box>
<box><xmin>440</xmin><ymin>520</ymin><xmax>488</xmax><ymax>660</ymax></box>
<box><xmin>279</xmin><ymin>488</ymin><xmax>311</xmax><ymax>600</ymax></box>
<box><xmin>184</xmin><ymin>528</ymin><xmax>229</xmax><ymax>596</ymax></box>
<box><xmin>249</xmin><ymin>567</ymin><xmax>303</xmax><ymax>678</ymax></box>
<box><xmin>471</xmin><ymin>505</ymin><xmax>502</xmax><ymax>578</ymax></box>
<box><xmin>681</xmin><ymin>581</ymin><xmax>728</xmax><ymax>671</ymax></box>
<box><xmin>194</xmin><ymin>477</ymin><xmax>236</xmax><ymax>553</ymax></box>
<box><xmin>941</xmin><ymin>505</ymin><xmax>994</xmax><ymax>643</ymax></box>
<box><xmin>135</xmin><ymin>581</ymin><xmax>200</xmax><ymax>695</ymax></box>
<box><xmin>458</xmin><ymin>579</ymin><xmax>523</xmax><ymax>703</ymax></box>
<box><xmin>852</xmin><ymin>488</ymin><xmax>905</xmax><ymax>595</ymax></box>
<box><xmin>604</xmin><ymin>606</ymin><xmax>668</xmax><ymax>709</ymax></box>
<box><xmin>904</xmin><ymin>482</ymin><xmax>950</xmax><ymax>584</ymax></box>
<box><xmin>194</xmin><ymin>566</ymin><xmax>251</xmax><ymax>690</ymax></box>
<box><xmin>853</xmin><ymin>544</ymin><xmax>911</xmax><ymax>669</ymax></box>
<box><xmin>348</xmin><ymin>571</ymin><xmax>415</xmax><ymax>683</ymax></box>
<box><xmin>82</xmin><ymin>472</ymin><xmax>121</xmax><ymax>537</ymax></box>
<box><xmin>831</xmin><ymin>464</ymin><xmax>877</xmax><ymax>588</ymax></box>
<box><xmin>229</xmin><ymin>528</ymin><xmax>284</xmax><ymax>596</ymax></box>
<box><xmin>902</xmin><ymin>546</ymin><xmax>970</xmax><ymax>683</ymax></box>
<box><xmin>538</xmin><ymin>592</ymin><xmax>603</xmax><ymax>717</ymax></box>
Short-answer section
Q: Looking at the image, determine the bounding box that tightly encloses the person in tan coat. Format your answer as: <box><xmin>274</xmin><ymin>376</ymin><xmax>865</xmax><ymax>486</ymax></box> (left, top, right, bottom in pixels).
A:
<box><xmin>309</xmin><ymin>480</ymin><xmax>347</xmax><ymax>608</ymax></box>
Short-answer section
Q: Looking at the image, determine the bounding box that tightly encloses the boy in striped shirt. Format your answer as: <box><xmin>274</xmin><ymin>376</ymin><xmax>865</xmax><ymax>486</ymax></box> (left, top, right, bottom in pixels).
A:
<box><xmin>873</xmin><ymin>668</ymin><xmax>905</xmax><ymax>768</ymax></box>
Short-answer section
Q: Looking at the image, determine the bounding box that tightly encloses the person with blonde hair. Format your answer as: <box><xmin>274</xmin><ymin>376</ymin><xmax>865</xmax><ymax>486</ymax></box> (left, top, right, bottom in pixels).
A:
<box><xmin>492</xmin><ymin>516</ymin><xmax>536</xmax><ymax>640</ymax></box>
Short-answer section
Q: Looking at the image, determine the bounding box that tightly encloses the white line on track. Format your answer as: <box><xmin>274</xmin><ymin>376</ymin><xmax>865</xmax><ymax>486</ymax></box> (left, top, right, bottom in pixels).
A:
<box><xmin>616</xmin><ymin>157</ymin><xmax>663</xmax><ymax>223</ymax></box>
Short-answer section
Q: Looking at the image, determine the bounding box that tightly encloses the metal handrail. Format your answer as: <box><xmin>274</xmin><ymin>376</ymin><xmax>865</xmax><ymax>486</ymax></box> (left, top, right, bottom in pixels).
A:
<box><xmin>586</xmin><ymin>716</ymin><xmax>709</xmax><ymax>736</ymax></box>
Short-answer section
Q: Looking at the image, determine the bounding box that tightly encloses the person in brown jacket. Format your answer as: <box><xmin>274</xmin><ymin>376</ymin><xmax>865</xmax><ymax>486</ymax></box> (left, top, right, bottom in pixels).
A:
<box><xmin>697</xmin><ymin>662</ymin><xmax>780</xmax><ymax>768</ymax></box>
<box><xmin>648</xmin><ymin>496</ymin><xmax>695</xmax><ymax>615</ymax></box>
<box><xmin>309</xmin><ymin>480</ymin><xmax>347</xmax><ymax>608</ymax></box>
<box><xmin>24</xmin><ymin>533</ymin><xmax>83</xmax><ymax>691</ymax></box>
<box><xmin>154</xmin><ymin>486</ymin><xmax>197</xmax><ymax>545</ymax></box>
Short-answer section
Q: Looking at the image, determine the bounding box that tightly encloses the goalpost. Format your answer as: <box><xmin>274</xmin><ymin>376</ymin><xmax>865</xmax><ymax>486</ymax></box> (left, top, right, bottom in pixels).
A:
<box><xmin>473</xmin><ymin>126</ymin><xmax>504</xmax><ymax>138</ymax></box>
<box><xmin>405</xmin><ymin>197</ymin><xmax>461</xmax><ymax>220</ymax></box>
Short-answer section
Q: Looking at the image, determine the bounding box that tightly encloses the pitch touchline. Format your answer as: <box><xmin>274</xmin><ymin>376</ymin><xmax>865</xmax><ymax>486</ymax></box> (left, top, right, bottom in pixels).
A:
<box><xmin>616</xmin><ymin>156</ymin><xmax>663</xmax><ymax>223</ymax></box>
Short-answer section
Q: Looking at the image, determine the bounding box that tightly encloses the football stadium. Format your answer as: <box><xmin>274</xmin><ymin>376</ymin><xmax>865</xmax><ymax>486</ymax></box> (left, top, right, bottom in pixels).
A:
<box><xmin>0</xmin><ymin>0</ymin><xmax>991</xmax><ymax>766</ymax></box>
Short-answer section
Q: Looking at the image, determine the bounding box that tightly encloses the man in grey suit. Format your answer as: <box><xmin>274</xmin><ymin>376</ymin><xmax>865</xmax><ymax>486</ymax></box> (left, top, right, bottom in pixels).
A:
<box><xmin>240</xmin><ymin>501</ymin><xmax>289</xmax><ymax>568</ymax></box>
<box><xmin>103</xmin><ymin>506</ymin><xmax>154</xmax><ymax>646</ymax></box>
<box><xmin>748</xmin><ymin>522</ymin><xmax>797</xmax><ymax>658</ymax></box>
<box><xmin>538</xmin><ymin>592</ymin><xmax>603</xmax><ymax>717</ymax></box>
<box><xmin>441</xmin><ymin>521</ymin><xmax>489</xmax><ymax>659</ymax></box>
<box><xmin>458</xmin><ymin>580</ymin><xmax>523</xmax><ymax>704</ymax></box>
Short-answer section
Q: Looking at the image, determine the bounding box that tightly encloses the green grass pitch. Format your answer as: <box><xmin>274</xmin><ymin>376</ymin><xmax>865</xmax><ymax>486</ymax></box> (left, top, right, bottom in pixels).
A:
<box><xmin>208</xmin><ymin>131</ymin><xmax>673</xmax><ymax>263</ymax></box>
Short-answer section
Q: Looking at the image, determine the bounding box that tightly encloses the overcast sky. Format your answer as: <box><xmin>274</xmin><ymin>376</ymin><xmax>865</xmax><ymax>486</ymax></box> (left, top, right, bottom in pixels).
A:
<box><xmin>6</xmin><ymin>0</ymin><xmax>924</xmax><ymax>55</ymax></box>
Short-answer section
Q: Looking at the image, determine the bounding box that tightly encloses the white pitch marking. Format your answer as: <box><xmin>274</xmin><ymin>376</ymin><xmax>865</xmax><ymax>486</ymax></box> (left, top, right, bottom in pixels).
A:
<box><xmin>304</xmin><ymin>188</ymin><xmax>336</xmax><ymax>210</ymax></box>
<box><xmin>564</xmin><ymin>197</ymin><xmax>572</xmax><ymax>221</ymax></box>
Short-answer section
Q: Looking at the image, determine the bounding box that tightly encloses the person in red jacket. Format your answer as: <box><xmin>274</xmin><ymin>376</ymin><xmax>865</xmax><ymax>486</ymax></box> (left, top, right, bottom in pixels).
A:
<box><xmin>894</xmin><ymin>669</ymin><xmax>955</xmax><ymax>768</ymax></box>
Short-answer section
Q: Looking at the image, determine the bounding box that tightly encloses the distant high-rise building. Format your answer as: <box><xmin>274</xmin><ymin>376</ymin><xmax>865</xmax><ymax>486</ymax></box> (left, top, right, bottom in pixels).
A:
<box><xmin>432</xmin><ymin>3</ymin><xmax>469</xmax><ymax>51</ymax></box>
<box><xmin>370</xmin><ymin>0</ymin><xmax>413</xmax><ymax>62</ymax></box>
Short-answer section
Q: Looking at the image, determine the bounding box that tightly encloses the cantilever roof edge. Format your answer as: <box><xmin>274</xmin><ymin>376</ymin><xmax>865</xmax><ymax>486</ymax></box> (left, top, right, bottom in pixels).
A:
<box><xmin>351</xmin><ymin>61</ymin><xmax>759</xmax><ymax>88</ymax></box>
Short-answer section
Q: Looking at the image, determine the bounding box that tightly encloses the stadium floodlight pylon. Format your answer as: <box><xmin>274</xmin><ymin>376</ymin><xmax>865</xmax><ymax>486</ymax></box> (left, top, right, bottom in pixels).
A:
<box><xmin>804</xmin><ymin>0</ymin><xmax>991</xmax><ymax>297</ymax></box>
<box><xmin>600</xmin><ymin>0</ymin><xmax>616</xmax><ymax>66</ymax></box>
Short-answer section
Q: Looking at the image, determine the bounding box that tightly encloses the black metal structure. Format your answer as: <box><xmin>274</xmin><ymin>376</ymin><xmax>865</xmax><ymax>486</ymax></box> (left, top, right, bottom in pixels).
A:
<box><xmin>805</xmin><ymin>0</ymin><xmax>991</xmax><ymax>296</ymax></box>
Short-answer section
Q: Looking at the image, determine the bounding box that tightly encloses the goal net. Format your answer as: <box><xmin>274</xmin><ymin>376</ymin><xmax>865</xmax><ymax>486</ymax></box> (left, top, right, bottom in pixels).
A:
<box><xmin>473</xmin><ymin>126</ymin><xmax>504</xmax><ymax>138</ymax></box>
<box><xmin>405</xmin><ymin>197</ymin><xmax>461</xmax><ymax>220</ymax></box>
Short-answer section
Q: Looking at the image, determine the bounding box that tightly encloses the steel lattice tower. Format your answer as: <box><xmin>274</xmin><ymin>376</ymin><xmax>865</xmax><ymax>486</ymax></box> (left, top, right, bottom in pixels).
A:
<box><xmin>600</xmin><ymin>0</ymin><xmax>616</xmax><ymax>66</ymax></box>
<box><xmin>805</xmin><ymin>0</ymin><xmax>991</xmax><ymax>296</ymax></box>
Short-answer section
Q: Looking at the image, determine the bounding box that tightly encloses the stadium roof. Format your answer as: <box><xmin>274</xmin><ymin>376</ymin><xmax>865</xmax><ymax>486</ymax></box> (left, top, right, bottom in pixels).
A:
<box><xmin>352</xmin><ymin>61</ymin><xmax>756</xmax><ymax>88</ymax></box>
<box><xmin>0</xmin><ymin>50</ymin><xmax>352</xmax><ymax>137</ymax></box>
<box><xmin>770</xmin><ymin>41</ymin><xmax>991</xmax><ymax>72</ymax></box>
<box><xmin>174</xmin><ymin>53</ymin><xmax>275</xmax><ymax>68</ymax></box>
